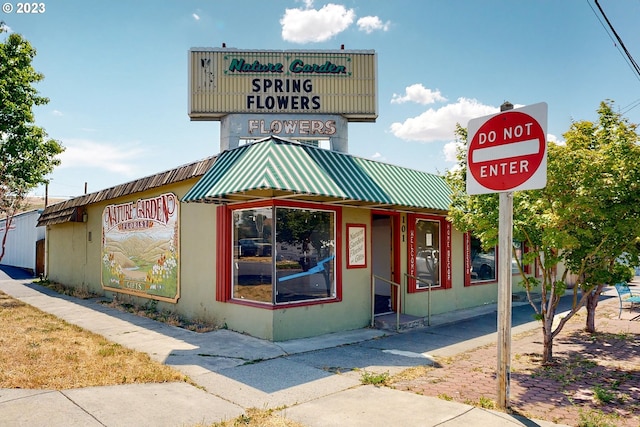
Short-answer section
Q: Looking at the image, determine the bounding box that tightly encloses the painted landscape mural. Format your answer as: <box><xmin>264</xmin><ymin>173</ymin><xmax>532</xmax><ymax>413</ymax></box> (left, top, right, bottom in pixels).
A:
<box><xmin>101</xmin><ymin>193</ymin><xmax>180</xmax><ymax>302</ymax></box>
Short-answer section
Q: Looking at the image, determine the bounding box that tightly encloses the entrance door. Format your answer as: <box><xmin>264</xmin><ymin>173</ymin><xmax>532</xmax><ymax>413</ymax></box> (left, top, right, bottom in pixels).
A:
<box><xmin>371</xmin><ymin>214</ymin><xmax>398</xmax><ymax>315</ymax></box>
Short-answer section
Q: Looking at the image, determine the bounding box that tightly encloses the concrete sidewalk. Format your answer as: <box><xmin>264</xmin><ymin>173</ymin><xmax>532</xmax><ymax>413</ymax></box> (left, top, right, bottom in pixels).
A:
<box><xmin>0</xmin><ymin>268</ymin><xmax>570</xmax><ymax>427</ymax></box>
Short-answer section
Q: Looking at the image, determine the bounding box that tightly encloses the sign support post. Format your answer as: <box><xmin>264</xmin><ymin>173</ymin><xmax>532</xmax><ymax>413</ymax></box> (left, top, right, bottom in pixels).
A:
<box><xmin>467</xmin><ymin>101</ymin><xmax>548</xmax><ymax>411</ymax></box>
<box><xmin>497</xmin><ymin>100</ymin><xmax>514</xmax><ymax>410</ymax></box>
<box><xmin>497</xmin><ymin>191</ymin><xmax>513</xmax><ymax>409</ymax></box>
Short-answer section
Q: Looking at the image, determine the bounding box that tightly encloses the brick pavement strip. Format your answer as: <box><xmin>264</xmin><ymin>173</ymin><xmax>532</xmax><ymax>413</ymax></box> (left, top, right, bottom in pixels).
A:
<box><xmin>392</xmin><ymin>298</ymin><xmax>640</xmax><ymax>427</ymax></box>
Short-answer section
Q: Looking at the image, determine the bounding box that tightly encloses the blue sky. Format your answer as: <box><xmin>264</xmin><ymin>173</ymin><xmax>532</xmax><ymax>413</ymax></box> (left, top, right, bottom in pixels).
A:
<box><xmin>3</xmin><ymin>0</ymin><xmax>639</xmax><ymax>199</ymax></box>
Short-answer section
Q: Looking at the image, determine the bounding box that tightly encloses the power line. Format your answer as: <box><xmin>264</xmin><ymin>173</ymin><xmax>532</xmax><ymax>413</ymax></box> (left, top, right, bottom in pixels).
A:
<box><xmin>620</xmin><ymin>98</ymin><xmax>640</xmax><ymax>115</ymax></box>
<box><xmin>588</xmin><ymin>0</ymin><xmax>640</xmax><ymax>82</ymax></box>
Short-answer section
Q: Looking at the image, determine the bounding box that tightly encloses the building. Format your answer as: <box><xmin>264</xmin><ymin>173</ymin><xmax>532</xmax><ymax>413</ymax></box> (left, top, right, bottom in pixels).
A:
<box><xmin>0</xmin><ymin>209</ymin><xmax>45</xmax><ymax>276</ymax></box>
<box><xmin>37</xmin><ymin>48</ymin><xmax>525</xmax><ymax>341</ymax></box>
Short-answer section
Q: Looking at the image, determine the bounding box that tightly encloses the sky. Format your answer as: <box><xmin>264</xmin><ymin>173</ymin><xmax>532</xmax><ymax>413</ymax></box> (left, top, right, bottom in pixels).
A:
<box><xmin>2</xmin><ymin>0</ymin><xmax>640</xmax><ymax>199</ymax></box>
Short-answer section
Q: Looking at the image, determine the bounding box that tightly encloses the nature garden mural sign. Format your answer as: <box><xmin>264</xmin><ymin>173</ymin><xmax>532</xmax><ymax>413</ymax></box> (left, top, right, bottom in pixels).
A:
<box><xmin>101</xmin><ymin>192</ymin><xmax>180</xmax><ymax>302</ymax></box>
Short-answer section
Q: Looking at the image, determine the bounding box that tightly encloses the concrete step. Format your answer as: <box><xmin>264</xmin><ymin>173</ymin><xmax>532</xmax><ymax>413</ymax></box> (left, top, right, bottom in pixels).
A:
<box><xmin>374</xmin><ymin>313</ymin><xmax>427</xmax><ymax>331</ymax></box>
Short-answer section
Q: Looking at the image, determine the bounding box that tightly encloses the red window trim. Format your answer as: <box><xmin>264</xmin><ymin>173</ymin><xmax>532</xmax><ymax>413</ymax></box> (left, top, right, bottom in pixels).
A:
<box><xmin>407</xmin><ymin>213</ymin><xmax>452</xmax><ymax>292</ymax></box>
<box><xmin>216</xmin><ymin>200</ymin><xmax>342</xmax><ymax>308</ymax></box>
<box><xmin>216</xmin><ymin>205</ymin><xmax>231</xmax><ymax>301</ymax></box>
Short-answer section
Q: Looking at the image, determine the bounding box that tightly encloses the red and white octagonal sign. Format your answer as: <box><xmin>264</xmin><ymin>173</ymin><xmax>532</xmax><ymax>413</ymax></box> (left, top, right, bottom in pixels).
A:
<box><xmin>466</xmin><ymin>102</ymin><xmax>548</xmax><ymax>195</ymax></box>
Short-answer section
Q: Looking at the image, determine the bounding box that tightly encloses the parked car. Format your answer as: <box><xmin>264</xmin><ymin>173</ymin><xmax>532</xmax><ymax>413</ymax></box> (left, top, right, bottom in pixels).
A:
<box><xmin>471</xmin><ymin>253</ymin><xmax>495</xmax><ymax>280</ymax></box>
<box><xmin>238</xmin><ymin>238</ymin><xmax>272</xmax><ymax>257</ymax></box>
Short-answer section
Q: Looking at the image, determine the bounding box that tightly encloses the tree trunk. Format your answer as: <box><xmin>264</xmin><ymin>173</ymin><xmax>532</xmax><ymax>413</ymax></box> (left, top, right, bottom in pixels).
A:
<box><xmin>585</xmin><ymin>288</ymin><xmax>600</xmax><ymax>333</ymax></box>
<box><xmin>541</xmin><ymin>313</ymin><xmax>554</xmax><ymax>364</ymax></box>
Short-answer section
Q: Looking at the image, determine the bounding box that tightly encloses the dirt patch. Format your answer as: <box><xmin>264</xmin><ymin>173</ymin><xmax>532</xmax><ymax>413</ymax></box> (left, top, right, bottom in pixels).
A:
<box><xmin>392</xmin><ymin>300</ymin><xmax>640</xmax><ymax>426</ymax></box>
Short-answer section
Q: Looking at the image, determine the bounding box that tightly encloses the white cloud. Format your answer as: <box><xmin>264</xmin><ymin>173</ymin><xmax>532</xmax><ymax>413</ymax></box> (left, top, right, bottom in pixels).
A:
<box><xmin>390</xmin><ymin>97</ymin><xmax>498</xmax><ymax>142</ymax></box>
<box><xmin>357</xmin><ymin>16</ymin><xmax>390</xmax><ymax>34</ymax></box>
<box><xmin>281</xmin><ymin>3</ymin><xmax>355</xmax><ymax>43</ymax></box>
<box><xmin>52</xmin><ymin>110</ymin><xmax>63</xmax><ymax>116</ymax></box>
<box><xmin>0</xmin><ymin>23</ymin><xmax>11</xmax><ymax>33</ymax></box>
<box><xmin>443</xmin><ymin>140</ymin><xmax>461</xmax><ymax>162</ymax></box>
<box><xmin>58</xmin><ymin>139</ymin><xmax>147</xmax><ymax>176</ymax></box>
<box><xmin>391</xmin><ymin>84</ymin><xmax>447</xmax><ymax>105</ymax></box>
<box><xmin>370</xmin><ymin>152</ymin><xmax>387</xmax><ymax>162</ymax></box>
<box><xmin>547</xmin><ymin>133</ymin><xmax>564</xmax><ymax>145</ymax></box>
<box><xmin>192</xmin><ymin>13</ymin><xmax>200</xmax><ymax>21</ymax></box>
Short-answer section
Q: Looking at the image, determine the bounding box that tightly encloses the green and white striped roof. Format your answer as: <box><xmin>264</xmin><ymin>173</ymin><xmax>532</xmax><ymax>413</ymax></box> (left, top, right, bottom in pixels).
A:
<box><xmin>182</xmin><ymin>137</ymin><xmax>451</xmax><ymax>212</ymax></box>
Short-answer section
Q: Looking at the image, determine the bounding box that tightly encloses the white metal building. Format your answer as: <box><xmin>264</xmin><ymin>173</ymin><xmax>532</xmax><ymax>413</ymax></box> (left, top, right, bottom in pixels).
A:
<box><xmin>0</xmin><ymin>209</ymin><xmax>45</xmax><ymax>275</ymax></box>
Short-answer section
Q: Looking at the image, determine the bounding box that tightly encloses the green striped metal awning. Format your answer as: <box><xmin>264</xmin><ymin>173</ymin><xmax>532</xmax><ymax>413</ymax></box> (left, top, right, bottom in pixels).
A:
<box><xmin>182</xmin><ymin>136</ymin><xmax>451</xmax><ymax>212</ymax></box>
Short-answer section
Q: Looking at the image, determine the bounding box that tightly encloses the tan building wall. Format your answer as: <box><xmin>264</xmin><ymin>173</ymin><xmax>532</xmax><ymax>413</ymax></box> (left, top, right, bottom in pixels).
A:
<box><xmin>44</xmin><ymin>184</ymin><xmax>529</xmax><ymax>342</ymax></box>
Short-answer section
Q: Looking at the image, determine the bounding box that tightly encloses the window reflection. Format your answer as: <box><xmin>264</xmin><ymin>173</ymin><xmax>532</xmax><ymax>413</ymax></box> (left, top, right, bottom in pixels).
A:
<box><xmin>415</xmin><ymin>219</ymin><xmax>440</xmax><ymax>288</ymax></box>
<box><xmin>470</xmin><ymin>236</ymin><xmax>496</xmax><ymax>282</ymax></box>
<box><xmin>232</xmin><ymin>206</ymin><xmax>336</xmax><ymax>305</ymax></box>
<box><xmin>232</xmin><ymin>208</ymin><xmax>273</xmax><ymax>303</ymax></box>
<box><xmin>275</xmin><ymin>207</ymin><xmax>335</xmax><ymax>303</ymax></box>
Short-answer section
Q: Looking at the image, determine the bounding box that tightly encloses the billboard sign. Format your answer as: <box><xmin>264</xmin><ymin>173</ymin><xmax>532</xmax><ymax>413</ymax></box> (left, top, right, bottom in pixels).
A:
<box><xmin>189</xmin><ymin>48</ymin><xmax>377</xmax><ymax>122</ymax></box>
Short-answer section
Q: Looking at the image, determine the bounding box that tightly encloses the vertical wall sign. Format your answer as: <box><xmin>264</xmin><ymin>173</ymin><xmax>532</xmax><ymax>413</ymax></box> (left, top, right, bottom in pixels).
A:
<box><xmin>101</xmin><ymin>192</ymin><xmax>180</xmax><ymax>302</ymax></box>
<box><xmin>346</xmin><ymin>223</ymin><xmax>367</xmax><ymax>268</ymax></box>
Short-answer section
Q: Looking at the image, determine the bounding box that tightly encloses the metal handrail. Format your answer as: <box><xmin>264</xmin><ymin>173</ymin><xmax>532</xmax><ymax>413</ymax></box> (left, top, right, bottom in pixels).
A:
<box><xmin>404</xmin><ymin>274</ymin><xmax>440</xmax><ymax>326</ymax></box>
<box><xmin>371</xmin><ymin>274</ymin><xmax>402</xmax><ymax>332</ymax></box>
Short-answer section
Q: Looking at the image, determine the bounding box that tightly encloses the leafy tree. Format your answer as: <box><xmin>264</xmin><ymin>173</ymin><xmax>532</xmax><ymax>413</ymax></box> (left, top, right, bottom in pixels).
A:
<box><xmin>446</xmin><ymin>101</ymin><xmax>640</xmax><ymax>364</ymax></box>
<box><xmin>555</xmin><ymin>102</ymin><xmax>640</xmax><ymax>332</ymax></box>
<box><xmin>0</xmin><ymin>23</ymin><xmax>64</xmax><ymax>261</ymax></box>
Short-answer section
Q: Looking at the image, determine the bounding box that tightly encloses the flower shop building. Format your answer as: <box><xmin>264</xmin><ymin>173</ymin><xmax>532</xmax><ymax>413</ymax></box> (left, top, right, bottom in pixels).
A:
<box><xmin>36</xmin><ymin>48</ymin><xmax>519</xmax><ymax>341</ymax></box>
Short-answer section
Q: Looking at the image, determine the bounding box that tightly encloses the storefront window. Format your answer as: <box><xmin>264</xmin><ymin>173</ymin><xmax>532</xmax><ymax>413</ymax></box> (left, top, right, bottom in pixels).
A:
<box><xmin>275</xmin><ymin>207</ymin><xmax>335</xmax><ymax>303</ymax></box>
<box><xmin>232</xmin><ymin>207</ymin><xmax>273</xmax><ymax>303</ymax></box>
<box><xmin>415</xmin><ymin>219</ymin><xmax>440</xmax><ymax>289</ymax></box>
<box><xmin>470</xmin><ymin>236</ymin><xmax>496</xmax><ymax>282</ymax></box>
<box><xmin>232</xmin><ymin>204</ymin><xmax>336</xmax><ymax>305</ymax></box>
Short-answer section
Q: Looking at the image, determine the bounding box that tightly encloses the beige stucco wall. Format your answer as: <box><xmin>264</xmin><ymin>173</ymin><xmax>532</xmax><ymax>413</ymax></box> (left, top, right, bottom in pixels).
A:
<box><xmin>45</xmin><ymin>180</ymin><xmax>220</xmax><ymax>327</ymax></box>
<box><xmin>45</xmin><ymin>186</ymin><xmax>531</xmax><ymax>342</ymax></box>
<box><xmin>46</xmin><ymin>221</ymin><xmax>94</xmax><ymax>289</ymax></box>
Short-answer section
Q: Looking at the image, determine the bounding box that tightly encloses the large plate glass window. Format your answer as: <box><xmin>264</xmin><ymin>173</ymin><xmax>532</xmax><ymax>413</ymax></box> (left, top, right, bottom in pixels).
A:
<box><xmin>275</xmin><ymin>207</ymin><xmax>335</xmax><ymax>303</ymax></box>
<box><xmin>232</xmin><ymin>207</ymin><xmax>273</xmax><ymax>303</ymax></box>
<box><xmin>231</xmin><ymin>205</ymin><xmax>336</xmax><ymax>305</ymax></box>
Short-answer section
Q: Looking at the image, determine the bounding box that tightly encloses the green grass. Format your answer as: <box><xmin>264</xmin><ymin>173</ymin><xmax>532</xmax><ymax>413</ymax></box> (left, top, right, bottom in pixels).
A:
<box><xmin>360</xmin><ymin>370</ymin><xmax>390</xmax><ymax>386</ymax></box>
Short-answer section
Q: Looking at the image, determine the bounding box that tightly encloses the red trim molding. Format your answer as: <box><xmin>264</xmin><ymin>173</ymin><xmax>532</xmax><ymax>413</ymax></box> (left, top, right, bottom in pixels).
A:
<box><xmin>216</xmin><ymin>205</ymin><xmax>231</xmax><ymax>302</ymax></box>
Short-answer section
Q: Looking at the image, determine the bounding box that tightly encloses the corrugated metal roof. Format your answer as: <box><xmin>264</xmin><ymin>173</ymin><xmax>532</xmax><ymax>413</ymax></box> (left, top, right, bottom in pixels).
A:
<box><xmin>183</xmin><ymin>137</ymin><xmax>451</xmax><ymax>212</ymax></box>
<box><xmin>37</xmin><ymin>156</ymin><xmax>216</xmax><ymax>227</ymax></box>
<box><xmin>353</xmin><ymin>158</ymin><xmax>452</xmax><ymax>209</ymax></box>
<box><xmin>183</xmin><ymin>139</ymin><xmax>347</xmax><ymax>202</ymax></box>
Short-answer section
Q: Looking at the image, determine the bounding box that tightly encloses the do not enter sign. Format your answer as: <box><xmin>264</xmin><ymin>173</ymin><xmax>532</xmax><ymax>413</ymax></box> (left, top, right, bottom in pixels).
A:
<box><xmin>466</xmin><ymin>102</ymin><xmax>547</xmax><ymax>195</ymax></box>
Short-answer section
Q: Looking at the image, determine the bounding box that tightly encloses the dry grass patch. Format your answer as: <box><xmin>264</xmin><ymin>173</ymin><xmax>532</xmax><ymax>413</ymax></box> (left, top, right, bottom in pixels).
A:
<box><xmin>35</xmin><ymin>279</ymin><xmax>218</xmax><ymax>333</ymax></box>
<box><xmin>390</xmin><ymin>365</ymin><xmax>435</xmax><ymax>383</ymax></box>
<box><xmin>202</xmin><ymin>408</ymin><xmax>305</xmax><ymax>427</ymax></box>
<box><xmin>0</xmin><ymin>291</ymin><xmax>188</xmax><ymax>389</ymax></box>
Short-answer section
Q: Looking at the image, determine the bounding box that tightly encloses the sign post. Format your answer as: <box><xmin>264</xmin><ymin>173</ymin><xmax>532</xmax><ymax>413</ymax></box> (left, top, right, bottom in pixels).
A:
<box><xmin>466</xmin><ymin>102</ymin><xmax>547</xmax><ymax>410</ymax></box>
